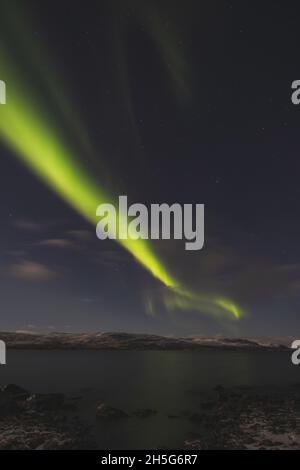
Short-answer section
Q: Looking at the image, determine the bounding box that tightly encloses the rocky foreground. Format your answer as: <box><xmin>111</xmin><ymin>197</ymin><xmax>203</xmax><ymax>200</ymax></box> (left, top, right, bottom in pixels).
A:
<box><xmin>1</xmin><ymin>383</ymin><xmax>300</xmax><ymax>449</ymax></box>
<box><xmin>183</xmin><ymin>385</ymin><xmax>300</xmax><ymax>450</ymax></box>
<box><xmin>0</xmin><ymin>331</ymin><xmax>294</xmax><ymax>351</ymax></box>
<box><xmin>0</xmin><ymin>384</ymin><xmax>94</xmax><ymax>450</ymax></box>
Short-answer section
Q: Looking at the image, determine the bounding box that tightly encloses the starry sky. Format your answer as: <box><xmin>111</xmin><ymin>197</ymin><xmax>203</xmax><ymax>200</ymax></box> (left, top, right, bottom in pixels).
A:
<box><xmin>0</xmin><ymin>0</ymin><xmax>299</xmax><ymax>336</ymax></box>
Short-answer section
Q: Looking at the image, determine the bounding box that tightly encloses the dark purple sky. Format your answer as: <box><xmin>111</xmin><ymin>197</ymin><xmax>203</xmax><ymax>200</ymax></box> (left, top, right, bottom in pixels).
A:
<box><xmin>0</xmin><ymin>0</ymin><xmax>299</xmax><ymax>336</ymax></box>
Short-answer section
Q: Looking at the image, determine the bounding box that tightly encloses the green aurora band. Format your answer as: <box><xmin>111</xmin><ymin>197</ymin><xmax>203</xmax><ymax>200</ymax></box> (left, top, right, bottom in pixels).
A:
<box><xmin>0</xmin><ymin>49</ymin><xmax>242</xmax><ymax>320</ymax></box>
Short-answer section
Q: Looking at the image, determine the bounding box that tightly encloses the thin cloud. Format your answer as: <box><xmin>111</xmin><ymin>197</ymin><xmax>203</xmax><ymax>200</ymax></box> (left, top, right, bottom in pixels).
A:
<box><xmin>13</xmin><ymin>219</ymin><xmax>44</xmax><ymax>232</ymax></box>
<box><xmin>10</xmin><ymin>260</ymin><xmax>57</xmax><ymax>281</ymax></box>
<box><xmin>81</xmin><ymin>297</ymin><xmax>96</xmax><ymax>303</ymax></box>
<box><xmin>38</xmin><ymin>238</ymin><xmax>74</xmax><ymax>248</ymax></box>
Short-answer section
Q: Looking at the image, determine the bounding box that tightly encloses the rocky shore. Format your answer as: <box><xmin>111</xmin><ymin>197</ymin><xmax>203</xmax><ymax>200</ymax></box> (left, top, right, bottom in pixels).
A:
<box><xmin>0</xmin><ymin>384</ymin><xmax>94</xmax><ymax>450</ymax></box>
<box><xmin>183</xmin><ymin>385</ymin><xmax>300</xmax><ymax>450</ymax></box>
<box><xmin>1</xmin><ymin>383</ymin><xmax>299</xmax><ymax>449</ymax></box>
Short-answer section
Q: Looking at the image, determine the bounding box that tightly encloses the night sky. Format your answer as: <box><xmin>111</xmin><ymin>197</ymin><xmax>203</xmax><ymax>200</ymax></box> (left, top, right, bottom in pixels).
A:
<box><xmin>0</xmin><ymin>0</ymin><xmax>299</xmax><ymax>336</ymax></box>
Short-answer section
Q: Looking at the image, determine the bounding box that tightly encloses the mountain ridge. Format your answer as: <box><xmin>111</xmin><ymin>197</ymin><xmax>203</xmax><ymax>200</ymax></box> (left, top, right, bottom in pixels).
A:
<box><xmin>0</xmin><ymin>331</ymin><xmax>293</xmax><ymax>351</ymax></box>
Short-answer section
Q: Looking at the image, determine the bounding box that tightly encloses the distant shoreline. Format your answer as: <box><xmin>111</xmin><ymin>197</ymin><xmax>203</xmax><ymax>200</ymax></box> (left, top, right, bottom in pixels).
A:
<box><xmin>0</xmin><ymin>331</ymin><xmax>293</xmax><ymax>352</ymax></box>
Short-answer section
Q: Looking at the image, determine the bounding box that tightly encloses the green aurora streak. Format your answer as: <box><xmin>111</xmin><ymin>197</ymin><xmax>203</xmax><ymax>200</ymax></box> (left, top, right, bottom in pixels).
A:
<box><xmin>0</xmin><ymin>33</ymin><xmax>242</xmax><ymax>321</ymax></box>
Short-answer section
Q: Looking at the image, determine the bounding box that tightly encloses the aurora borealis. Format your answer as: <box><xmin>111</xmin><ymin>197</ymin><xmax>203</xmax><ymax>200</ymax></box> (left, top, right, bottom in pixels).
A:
<box><xmin>0</xmin><ymin>0</ymin><xmax>243</xmax><ymax>321</ymax></box>
<box><xmin>0</xmin><ymin>0</ymin><xmax>299</xmax><ymax>335</ymax></box>
<box><xmin>0</xmin><ymin>45</ymin><xmax>242</xmax><ymax>319</ymax></box>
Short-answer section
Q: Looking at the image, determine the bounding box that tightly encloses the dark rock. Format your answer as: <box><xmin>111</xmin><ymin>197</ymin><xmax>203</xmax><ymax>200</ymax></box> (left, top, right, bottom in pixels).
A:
<box><xmin>35</xmin><ymin>438</ymin><xmax>74</xmax><ymax>450</ymax></box>
<box><xmin>184</xmin><ymin>439</ymin><xmax>202</xmax><ymax>450</ymax></box>
<box><xmin>1</xmin><ymin>384</ymin><xmax>30</xmax><ymax>399</ymax></box>
<box><xmin>0</xmin><ymin>394</ymin><xmax>20</xmax><ymax>417</ymax></box>
<box><xmin>96</xmin><ymin>403</ymin><xmax>129</xmax><ymax>420</ymax></box>
<box><xmin>133</xmin><ymin>409</ymin><xmax>157</xmax><ymax>418</ymax></box>
<box><xmin>26</xmin><ymin>393</ymin><xmax>65</xmax><ymax>411</ymax></box>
